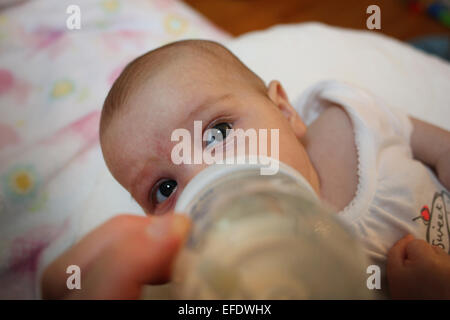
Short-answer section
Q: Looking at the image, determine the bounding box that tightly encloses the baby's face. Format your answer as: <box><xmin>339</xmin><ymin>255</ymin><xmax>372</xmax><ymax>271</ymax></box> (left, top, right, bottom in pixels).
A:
<box><xmin>101</xmin><ymin>62</ymin><xmax>316</xmax><ymax>215</ymax></box>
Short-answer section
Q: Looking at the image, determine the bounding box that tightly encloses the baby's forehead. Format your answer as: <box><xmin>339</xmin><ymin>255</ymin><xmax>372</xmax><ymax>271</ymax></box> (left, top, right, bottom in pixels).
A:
<box><xmin>124</xmin><ymin>73</ymin><xmax>225</xmax><ymax>127</ymax></box>
<box><xmin>106</xmin><ymin>43</ymin><xmax>262</xmax><ymax>137</ymax></box>
<box><xmin>102</xmin><ymin>73</ymin><xmax>235</xmax><ymax>181</ymax></box>
<box><xmin>135</xmin><ymin>58</ymin><xmax>237</xmax><ymax>108</ymax></box>
<box><xmin>151</xmin><ymin>55</ymin><xmax>228</xmax><ymax>89</ymax></box>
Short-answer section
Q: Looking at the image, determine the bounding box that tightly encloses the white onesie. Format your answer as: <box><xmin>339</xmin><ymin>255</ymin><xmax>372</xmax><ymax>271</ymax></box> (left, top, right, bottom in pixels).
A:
<box><xmin>295</xmin><ymin>80</ymin><xmax>450</xmax><ymax>294</ymax></box>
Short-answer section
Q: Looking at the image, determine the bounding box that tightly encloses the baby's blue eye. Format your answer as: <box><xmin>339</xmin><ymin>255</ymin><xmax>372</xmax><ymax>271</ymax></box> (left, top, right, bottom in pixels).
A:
<box><xmin>205</xmin><ymin>122</ymin><xmax>232</xmax><ymax>147</ymax></box>
<box><xmin>153</xmin><ymin>179</ymin><xmax>177</xmax><ymax>204</ymax></box>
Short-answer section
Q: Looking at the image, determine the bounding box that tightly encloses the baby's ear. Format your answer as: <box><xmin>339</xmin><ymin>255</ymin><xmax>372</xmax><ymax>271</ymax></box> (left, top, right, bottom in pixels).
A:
<box><xmin>267</xmin><ymin>80</ymin><xmax>306</xmax><ymax>139</ymax></box>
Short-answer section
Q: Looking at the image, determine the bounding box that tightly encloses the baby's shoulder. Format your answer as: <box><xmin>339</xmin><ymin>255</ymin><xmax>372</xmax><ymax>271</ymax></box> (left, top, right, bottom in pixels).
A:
<box><xmin>306</xmin><ymin>103</ymin><xmax>358</xmax><ymax>211</ymax></box>
<box><xmin>316</xmin><ymin>103</ymin><xmax>353</xmax><ymax>129</ymax></box>
<box><xmin>307</xmin><ymin>103</ymin><xmax>355</xmax><ymax>149</ymax></box>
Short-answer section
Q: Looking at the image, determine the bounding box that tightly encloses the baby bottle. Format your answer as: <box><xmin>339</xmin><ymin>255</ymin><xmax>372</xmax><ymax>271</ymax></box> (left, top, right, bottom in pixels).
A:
<box><xmin>171</xmin><ymin>156</ymin><xmax>372</xmax><ymax>299</ymax></box>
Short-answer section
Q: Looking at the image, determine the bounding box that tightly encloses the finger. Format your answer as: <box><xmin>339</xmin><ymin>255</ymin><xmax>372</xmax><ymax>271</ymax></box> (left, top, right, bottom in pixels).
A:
<box><xmin>42</xmin><ymin>214</ymin><xmax>152</xmax><ymax>299</ymax></box>
<box><xmin>405</xmin><ymin>239</ymin><xmax>434</xmax><ymax>262</ymax></box>
<box><xmin>387</xmin><ymin>234</ymin><xmax>415</xmax><ymax>271</ymax></box>
<box><xmin>66</xmin><ymin>214</ymin><xmax>191</xmax><ymax>299</ymax></box>
<box><xmin>431</xmin><ymin>245</ymin><xmax>447</xmax><ymax>256</ymax></box>
<box><xmin>133</xmin><ymin>213</ymin><xmax>191</xmax><ymax>285</ymax></box>
<box><xmin>57</xmin><ymin>214</ymin><xmax>151</xmax><ymax>267</ymax></box>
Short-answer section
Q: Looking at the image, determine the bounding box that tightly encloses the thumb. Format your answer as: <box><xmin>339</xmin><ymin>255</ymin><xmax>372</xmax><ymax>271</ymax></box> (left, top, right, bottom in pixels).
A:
<box><xmin>404</xmin><ymin>238</ymin><xmax>434</xmax><ymax>263</ymax></box>
<box><xmin>140</xmin><ymin>213</ymin><xmax>192</xmax><ymax>284</ymax></box>
<box><xmin>68</xmin><ymin>213</ymin><xmax>191</xmax><ymax>299</ymax></box>
<box><xmin>387</xmin><ymin>234</ymin><xmax>415</xmax><ymax>272</ymax></box>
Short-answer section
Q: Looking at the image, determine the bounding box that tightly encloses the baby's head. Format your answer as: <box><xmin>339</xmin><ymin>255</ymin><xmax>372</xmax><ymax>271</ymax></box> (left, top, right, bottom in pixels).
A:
<box><xmin>100</xmin><ymin>40</ymin><xmax>319</xmax><ymax>215</ymax></box>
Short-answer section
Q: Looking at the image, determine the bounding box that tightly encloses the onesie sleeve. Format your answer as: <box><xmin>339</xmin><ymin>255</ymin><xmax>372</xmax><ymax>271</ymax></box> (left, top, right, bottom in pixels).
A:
<box><xmin>381</xmin><ymin>105</ymin><xmax>414</xmax><ymax>145</ymax></box>
<box><xmin>301</xmin><ymin>80</ymin><xmax>414</xmax><ymax>146</ymax></box>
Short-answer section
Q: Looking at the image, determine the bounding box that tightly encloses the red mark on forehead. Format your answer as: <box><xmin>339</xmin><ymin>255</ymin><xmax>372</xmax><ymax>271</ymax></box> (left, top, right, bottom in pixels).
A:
<box><xmin>153</xmin><ymin>135</ymin><xmax>172</xmax><ymax>162</ymax></box>
<box><xmin>154</xmin><ymin>139</ymin><xmax>165</xmax><ymax>157</ymax></box>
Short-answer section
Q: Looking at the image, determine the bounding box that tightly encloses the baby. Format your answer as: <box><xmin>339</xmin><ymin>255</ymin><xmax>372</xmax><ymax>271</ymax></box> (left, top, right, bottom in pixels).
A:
<box><xmin>43</xmin><ymin>40</ymin><xmax>450</xmax><ymax>299</ymax></box>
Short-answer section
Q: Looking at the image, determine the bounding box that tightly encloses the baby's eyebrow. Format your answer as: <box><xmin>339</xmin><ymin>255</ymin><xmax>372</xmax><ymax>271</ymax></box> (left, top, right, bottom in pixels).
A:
<box><xmin>180</xmin><ymin>93</ymin><xmax>234</xmax><ymax>125</ymax></box>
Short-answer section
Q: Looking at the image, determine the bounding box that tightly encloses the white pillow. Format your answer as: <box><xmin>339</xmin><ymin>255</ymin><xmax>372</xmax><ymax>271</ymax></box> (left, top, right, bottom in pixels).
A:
<box><xmin>226</xmin><ymin>23</ymin><xmax>450</xmax><ymax>130</ymax></box>
<box><xmin>0</xmin><ymin>0</ymin><xmax>229</xmax><ymax>299</ymax></box>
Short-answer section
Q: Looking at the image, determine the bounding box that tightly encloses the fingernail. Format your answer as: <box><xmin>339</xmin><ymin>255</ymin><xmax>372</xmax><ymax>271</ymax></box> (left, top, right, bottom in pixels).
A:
<box><xmin>170</xmin><ymin>214</ymin><xmax>191</xmax><ymax>239</ymax></box>
<box><xmin>147</xmin><ymin>215</ymin><xmax>191</xmax><ymax>241</ymax></box>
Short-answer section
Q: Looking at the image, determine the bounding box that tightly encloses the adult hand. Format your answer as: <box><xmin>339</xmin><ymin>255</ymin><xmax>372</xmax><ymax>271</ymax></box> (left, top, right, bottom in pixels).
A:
<box><xmin>41</xmin><ymin>213</ymin><xmax>191</xmax><ymax>299</ymax></box>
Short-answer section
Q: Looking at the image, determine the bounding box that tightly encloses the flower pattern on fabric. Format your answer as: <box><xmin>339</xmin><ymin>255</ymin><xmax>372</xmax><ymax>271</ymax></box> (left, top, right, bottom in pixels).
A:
<box><xmin>164</xmin><ymin>14</ymin><xmax>189</xmax><ymax>36</ymax></box>
<box><xmin>2</xmin><ymin>165</ymin><xmax>39</xmax><ymax>204</ymax></box>
<box><xmin>101</xmin><ymin>0</ymin><xmax>120</xmax><ymax>13</ymax></box>
<box><xmin>51</xmin><ymin>79</ymin><xmax>74</xmax><ymax>99</ymax></box>
<box><xmin>0</xmin><ymin>0</ymin><xmax>229</xmax><ymax>299</ymax></box>
<box><xmin>0</xmin><ymin>123</ymin><xmax>21</xmax><ymax>150</ymax></box>
<box><xmin>0</xmin><ymin>69</ymin><xmax>14</xmax><ymax>95</ymax></box>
